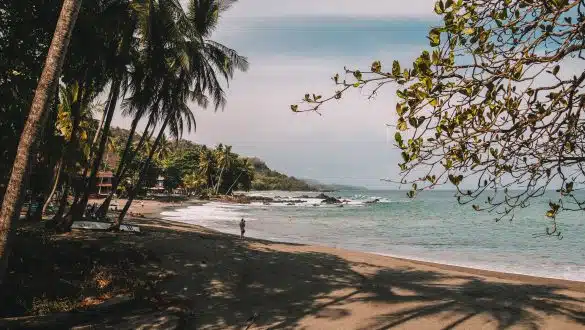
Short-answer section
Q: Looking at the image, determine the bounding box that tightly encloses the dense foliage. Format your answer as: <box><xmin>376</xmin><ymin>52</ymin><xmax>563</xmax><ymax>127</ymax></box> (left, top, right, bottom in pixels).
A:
<box><xmin>294</xmin><ymin>0</ymin><xmax>585</xmax><ymax>236</ymax></box>
<box><xmin>107</xmin><ymin>128</ymin><xmax>322</xmax><ymax>194</ymax></box>
<box><xmin>0</xmin><ymin>0</ymin><xmax>247</xmax><ymax>231</ymax></box>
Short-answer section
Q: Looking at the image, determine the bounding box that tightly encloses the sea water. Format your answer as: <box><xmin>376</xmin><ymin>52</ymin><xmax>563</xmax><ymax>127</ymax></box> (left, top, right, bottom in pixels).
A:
<box><xmin>161</xmin><ymin>190</ymin><xmax>585</xmax><ymax>281</ymax></box>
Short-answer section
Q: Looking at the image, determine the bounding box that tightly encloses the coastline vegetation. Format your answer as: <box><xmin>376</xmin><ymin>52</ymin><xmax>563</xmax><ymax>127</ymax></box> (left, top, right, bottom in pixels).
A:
<box><xmin>0</xmin><ymin>0</ymin><xmax>248</xmax><ymax>283</ymax></box>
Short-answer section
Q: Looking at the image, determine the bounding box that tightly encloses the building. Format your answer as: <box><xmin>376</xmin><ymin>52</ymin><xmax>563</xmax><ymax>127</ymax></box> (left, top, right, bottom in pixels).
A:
<box><xmin>96</xmin><ymin>171</ymin><xmax>114</xmax><ymax>196</ymax></box>
<box><xmin>147</xmin><ymin>176</ymin><xmax>165</xmax><ymax>194</ymax></box>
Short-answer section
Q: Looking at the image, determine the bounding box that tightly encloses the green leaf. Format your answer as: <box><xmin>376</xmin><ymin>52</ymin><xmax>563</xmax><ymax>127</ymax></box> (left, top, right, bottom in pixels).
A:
<box><xmin>396</xmin><ymin>103</ymin><xmax>405</xmax><ymax>116</ymax></box>
<box><xmin>371</xmin><ymin>61</ymin><xmax>382</xmax><ymax>73</ymax></box>
<box><xmin>392</xmin><ymin>61</ymin><xmax>401</xmax><ymax>77</ymax></box>
<box><xmin>394</xmin><ymin>132</ymin><xmax>403</xmax><ymax>145</ymax></box>
<box><xmin>434</xmin><ymin>0</ymin><xmax>444</xmax><ymax>14</ymax></box>
<box><xmin>353</xmin><ymin>70</ymin><xmax>362</xmax><ymax>80</ymax></box>
<box><xmin>448</xmin><ymin>174</ymin><xmax>463</xmax><ymax>185</ymax></box>
<box><xmin>397</xmin><ymin>117</ymin><xmax>408</xmax><ymax>131</ymax></box>
<box><xmin>429</xmin><ymin>28</ymin><xmax>441</xmax><ymax>47</ymax></box>
<box><xmin>463</xmin><ymin>27</ymin><xmax>475</xmax><ymax>35</ymax></box>
<box><xmin>513</xmin><ymin>64</ymin><xmax>523</xmax><ymax>80</ymax></box>
<box><xmin>552</xmin><ymin>65</ymin><xmax>560</xmax><ymax>76</ymax></box>
<box><xmin>291</xmin><ymin>105</ymin><xmax>299</xmax><ymax>112</ymax></box>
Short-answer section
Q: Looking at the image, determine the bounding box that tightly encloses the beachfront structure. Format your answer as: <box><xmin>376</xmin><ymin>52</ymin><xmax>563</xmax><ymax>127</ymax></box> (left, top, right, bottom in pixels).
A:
<box><xmin>148</xmin><ymin>176</ymin><xmax>166</xmax><ymax>194</ymax></box>
<box><xmin>96</xmin><ymin>171</ymin><xmax>114</xmax><ymax>196</ymax></box>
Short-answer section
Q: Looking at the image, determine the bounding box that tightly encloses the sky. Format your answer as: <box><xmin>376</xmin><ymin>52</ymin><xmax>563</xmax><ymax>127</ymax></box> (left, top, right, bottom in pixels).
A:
<box><xmin>115</xmin><ymin>0</ymin><xmax>440</xmax><ymax>189</ymax></box>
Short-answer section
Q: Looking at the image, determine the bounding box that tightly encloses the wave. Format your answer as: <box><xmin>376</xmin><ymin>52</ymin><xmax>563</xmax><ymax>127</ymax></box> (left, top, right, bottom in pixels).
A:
<box><xmin>161</xmin><ymin>200</ymin><xmax>585</xmax><ymax>282</ymax></box>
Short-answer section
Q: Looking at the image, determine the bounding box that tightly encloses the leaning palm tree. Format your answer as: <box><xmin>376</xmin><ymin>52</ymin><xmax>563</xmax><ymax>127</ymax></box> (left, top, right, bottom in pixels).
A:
<box><xmin>0</xmin><ymin>0</ymin><xmax>83</xmax><ymax>285</ymax></box>
<box><xmin>110</xmin><ymin>0</ymin><xmax>248</xmax><ymax>229</ymax></box>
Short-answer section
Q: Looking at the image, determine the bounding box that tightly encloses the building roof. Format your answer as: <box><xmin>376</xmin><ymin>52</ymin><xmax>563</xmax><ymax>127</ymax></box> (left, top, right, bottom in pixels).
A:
<box><xmin>97</xmin><ymin>171</ymin><xmax>114</xmax><ymax>178</ymax></box>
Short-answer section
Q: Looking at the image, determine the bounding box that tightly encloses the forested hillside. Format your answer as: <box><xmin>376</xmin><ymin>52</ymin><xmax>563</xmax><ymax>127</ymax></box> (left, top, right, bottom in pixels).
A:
<box><xmin>108</xmin><ymin>127</ymin><xmax>325</xmax><ymax>193</ymax></box>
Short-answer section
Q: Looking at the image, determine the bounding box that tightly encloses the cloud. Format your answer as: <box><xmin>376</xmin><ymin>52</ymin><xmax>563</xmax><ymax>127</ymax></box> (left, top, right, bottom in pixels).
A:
<box><xmin>113</xmin><ymin>8</ymin><xmax>438</xmax><ymax>188</ymax></box>
<box><xmin>178</xmin><ymin>54</ymin><xmax>413</xmax><ymax>188</ymax></box>
<box><xmin>222</xmin><ymin>0</ymin><xmax>438</xmax><ymax>19</ymax></box>
<box><xmin>214</xmin><ymin>16</ymin><xmax>436</xmax><ymax>57</ymax></box>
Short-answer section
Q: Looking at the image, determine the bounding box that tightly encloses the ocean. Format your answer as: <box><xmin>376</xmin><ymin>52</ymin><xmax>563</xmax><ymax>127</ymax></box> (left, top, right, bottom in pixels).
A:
<box><xmin>160</xmin><ymin>190</ymin><xmax>585</xmax><ymax>281</ymax></box>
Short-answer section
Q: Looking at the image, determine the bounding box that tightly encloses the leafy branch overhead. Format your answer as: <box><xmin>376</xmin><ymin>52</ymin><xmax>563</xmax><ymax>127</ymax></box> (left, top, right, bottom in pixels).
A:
<box><xmin>292</xmin><ymin>0</ymin><xmax>585</xmax><ymax>236</ymax></box>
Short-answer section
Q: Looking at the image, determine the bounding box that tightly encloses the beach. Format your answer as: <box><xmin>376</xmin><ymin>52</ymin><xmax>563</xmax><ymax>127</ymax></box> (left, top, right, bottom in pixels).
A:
<box><xmin>3</xmin><ymin>198</ymin><xmax>584</xmax><ymax>329</ymax></box>
<box><xmin>102</xmin><ymin>199</ymin><xmax>585</xmax><ymax>328</ymax></box>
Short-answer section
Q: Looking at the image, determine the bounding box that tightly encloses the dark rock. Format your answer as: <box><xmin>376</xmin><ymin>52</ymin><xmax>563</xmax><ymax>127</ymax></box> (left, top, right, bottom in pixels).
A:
<box><xmin>318</xmin><ymin>193</ymin><xmax>341</xmax><ymax>204</ymax></box>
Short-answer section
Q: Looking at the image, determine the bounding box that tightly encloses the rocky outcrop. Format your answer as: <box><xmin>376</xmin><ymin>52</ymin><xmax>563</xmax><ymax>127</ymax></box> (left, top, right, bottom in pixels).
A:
<box><xmin>317</xmin><ymin>193</ymin><xmax>342</xmax><ymax>204</ymax></box>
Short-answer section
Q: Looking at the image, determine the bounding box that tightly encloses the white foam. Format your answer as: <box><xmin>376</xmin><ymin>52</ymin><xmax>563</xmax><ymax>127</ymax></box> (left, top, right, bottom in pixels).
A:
<box><xmin>161</xmin><ymin>202</ymin><xmax>257</xmax><ymax>223</ymax></box>
<box><xmin>371</xmin><ymin>251</ymin><xmax>585</xmax><ymax>282</ymax></box>
<box><xmin>161</xmin><ymin>201</ymin><xmax>585</xmax><ymax>282</ymax></box>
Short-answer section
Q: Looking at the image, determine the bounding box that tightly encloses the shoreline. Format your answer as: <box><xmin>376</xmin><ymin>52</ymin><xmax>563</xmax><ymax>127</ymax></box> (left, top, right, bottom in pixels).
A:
<box><xmin>136</xmin><ymin>209</ymin><xmax>585</xmax><ymax>328</ymax></box>
<box><xmin>11</xmin><ymin>198</ymin><xmax>581</xmax><ymax>329</ymax></box>
<box><xmin>167</xmin><ymin>221</ymin><xmax>585</xmax><ymax>291</ymax></box>
<box><xmin>155</xmin><ymin>199</ymin><xmax>585</xmax><ymax>286</ymax></box>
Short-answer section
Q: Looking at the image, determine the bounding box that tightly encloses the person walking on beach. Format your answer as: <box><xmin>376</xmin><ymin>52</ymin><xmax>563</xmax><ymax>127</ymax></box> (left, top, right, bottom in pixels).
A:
<box><xmin>240</xmin><ymin>218</ymin><xmax>246</xmax><ymax>239</ymax></box>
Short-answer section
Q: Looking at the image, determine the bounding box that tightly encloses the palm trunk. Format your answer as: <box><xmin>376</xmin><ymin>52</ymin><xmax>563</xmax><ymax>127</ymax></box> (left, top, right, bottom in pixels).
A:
<box><xmin>52</xmin><ymin>182</ymin><xmax>70</xmax><ymax>223</ymax></box>
<box><xmin>226</xmin><ymin>170</ymin><xmax>245</xmax><ymax>195</ymax></box>
<box><xmin>54</xmin><ymin>97</ymin><xmax>85</xmax><ymax>229</ymax></box>
<box><xmin>42</xmin><ymin>159</ymin><xmax>63</xmax><ymax>215</ymax></box>
<box><xmin>114</xmin><ymin>114</ymin><xmax>171</xmax><ymax>229</ymax></box>
<box><xmin>71</xmin><ymin>78</ymin><xmax>121</xmax><ymax>223</ymax></box>
<box><xmin>0</xmin><ymin>0</ymin><xmax>82</xmax><ymax>285</ymax></box>
<box><xmin>215</xmin><ymin>165</ymin><xmax>225</xmax><ymax>195</ymax></box>
<box><xmin>92</xmin><ymin>100</ymin><xmax>108</xmax><ymax>148</ymax></box>
<box><xmin>96</xmin><ymin>117</ymin><xmax>152</xmax><ymax>218</ymax></box>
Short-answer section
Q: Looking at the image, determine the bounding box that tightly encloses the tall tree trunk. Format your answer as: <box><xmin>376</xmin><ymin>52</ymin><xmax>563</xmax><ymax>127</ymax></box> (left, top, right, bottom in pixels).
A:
<box><xmin>52</xmin><ymin>182</ymin><xmax>70</xmax><ymax>223</ymax></box>
<box><xmin>0</xmin><ymin>0</ymin><xmax>82</xmax><ymax>286</ymax></box>
<box><xmin>91</xmin><ymin>99</ymin><xmax>109</xmax><ymax>148</ymax></box>
<box><xmin>42</xmin><ymin>159</ymin><xmax>62</xmax><ymax>215</ymax></box>
<box><xmin>215</xmin><ymin>165</ymin><xmax>225</xmax><ymax>195</ymax></box>
<box><xmin>97</xmin><ymin>117</ymin><xmax>152</xmax><ymax>218</ymax></box>
<box><xmin>71</xmin><ymin>78</ymin><xmax>121</xmax><ymax>223</ymax></box>
<box><xmin>52</xmin><ymin>82</ymin><xmax>86</xmax><ymax>230</ymax></box>
<box><xmin>226</xmin><ymin>170</ymin><xmax>245</xmax><ymax>195</ymax></box>
<box><xmin>114</xmin><ymin>114</ymin><xmax>171</xmax><ymax>229</ymax></box>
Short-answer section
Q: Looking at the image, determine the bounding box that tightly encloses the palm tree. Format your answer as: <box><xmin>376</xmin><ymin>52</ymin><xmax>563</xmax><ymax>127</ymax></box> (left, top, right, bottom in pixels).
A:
<box><xmin>72</xmin><ymin>0</ymin><xmax>136</xmax><ymax>222</ymax></box>
<box><xmin>0</xmin><ymin>0</ymin><xmax>82</xmax><ymax>285</ymax></box>
<box><xmin>214</xmin><ymin>144</ymin><xmax>233</xmax><ymax>195</ymax></box>
<box><xmin>198</xmin><ymin>146</ymin><xmax>216</xmax><ymax>191</ymax></box>
<box><xmin>111</xmin><ymin>0</ymin><xmax>247</xmax><ymax>228</ymax></box>
<box><xmin>42</xmin><ymin>83</ymin><xmax>97</xmax><ymax>216</ymax></box>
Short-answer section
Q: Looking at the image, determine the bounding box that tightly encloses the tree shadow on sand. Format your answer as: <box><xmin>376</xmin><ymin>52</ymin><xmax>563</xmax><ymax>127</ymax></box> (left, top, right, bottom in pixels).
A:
<box><xmin>2</xmin><ymin>219</ymin><xmax>584</xmax><ymax>329</ymax></box>
<box><xmin>127</xmin><ymin>219</ymin><xmax>585</xmax><ymax>329</ymax></box>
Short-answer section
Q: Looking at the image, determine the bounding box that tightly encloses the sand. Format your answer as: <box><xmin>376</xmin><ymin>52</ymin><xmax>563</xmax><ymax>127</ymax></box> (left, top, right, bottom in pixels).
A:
<box><xmin>86</xmin><ymin>199</ymin><xmax>585</xmax><ymax>329</ymax></box>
